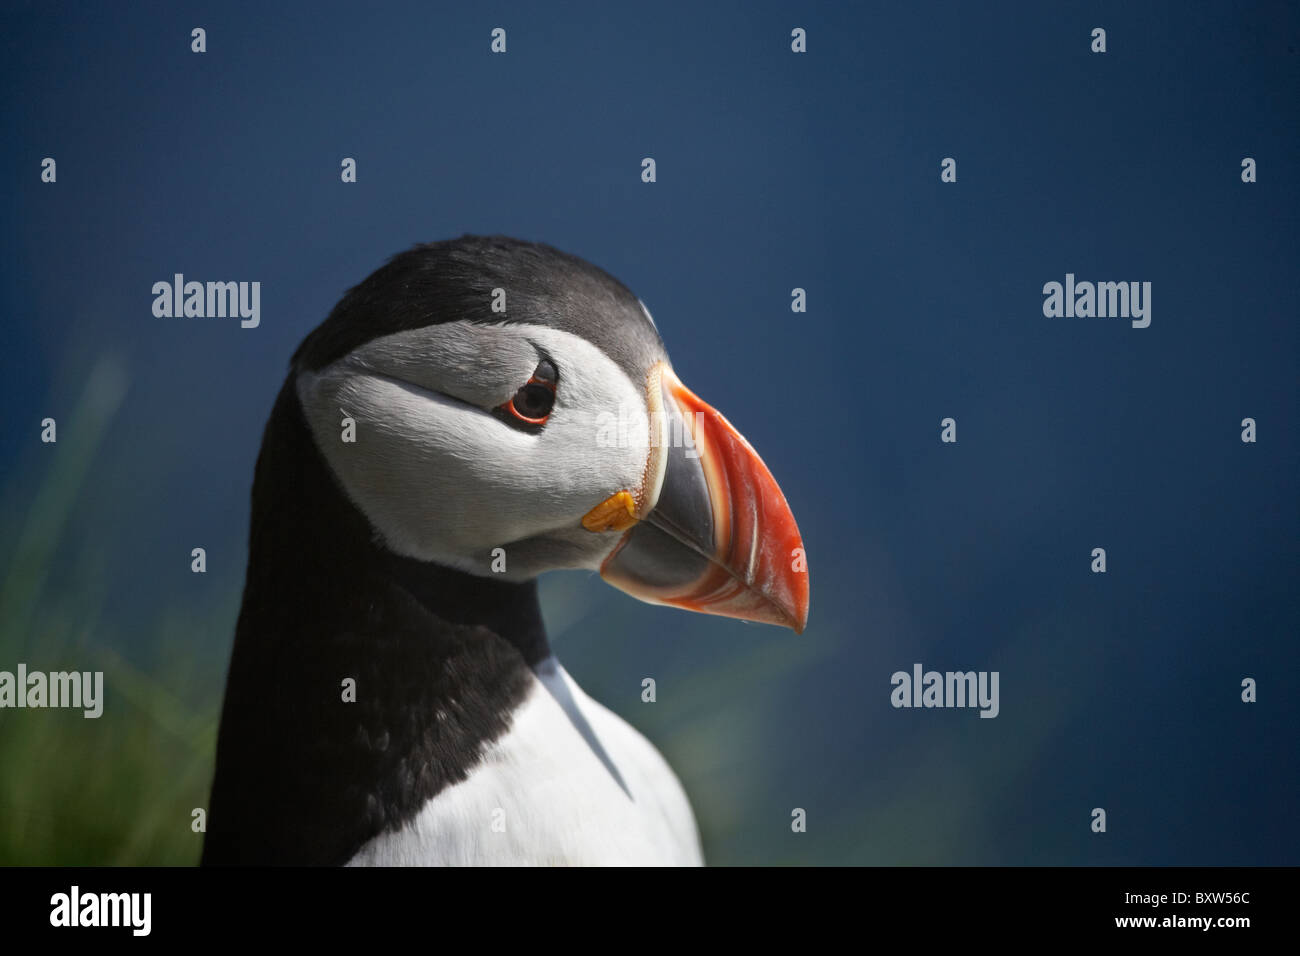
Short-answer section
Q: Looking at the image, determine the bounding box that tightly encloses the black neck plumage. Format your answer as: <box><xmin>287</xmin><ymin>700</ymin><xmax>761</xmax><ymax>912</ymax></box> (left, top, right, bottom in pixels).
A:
<box><xmin>202</xmin><ymin>377</ymin><xmax>544</xmax><ymax>865</ymax></box>
<box><xmin>381</xmin><ymin>553</ymin><xmax>551</xmax><ymax>667</ymax></box>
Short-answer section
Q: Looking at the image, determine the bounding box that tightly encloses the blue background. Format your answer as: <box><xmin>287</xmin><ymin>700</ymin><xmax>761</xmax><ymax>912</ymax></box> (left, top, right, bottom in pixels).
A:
<box><xmin>1</xmin><ymin>0</ymin><xmax>1296</xmax><ymax>864</ymax></box>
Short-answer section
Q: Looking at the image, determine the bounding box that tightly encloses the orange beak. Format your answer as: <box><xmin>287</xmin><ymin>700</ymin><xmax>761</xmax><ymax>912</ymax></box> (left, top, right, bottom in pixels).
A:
<box><xmin>598</xmin><ymin>366</ymin><xmax>810</xmax><ymax>633</ymax></box>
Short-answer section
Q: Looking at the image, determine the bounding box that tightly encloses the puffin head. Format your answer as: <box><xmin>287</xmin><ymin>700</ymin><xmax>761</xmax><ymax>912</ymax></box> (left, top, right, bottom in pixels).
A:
<box><xmin>292</xmin><ymin>236</ymin><xmax>809</xmax><ymax>632</ymax></box>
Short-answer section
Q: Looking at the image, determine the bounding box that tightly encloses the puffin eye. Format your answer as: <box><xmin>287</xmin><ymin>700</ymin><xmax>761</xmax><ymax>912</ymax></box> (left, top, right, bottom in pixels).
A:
<box><xmin>502</xmin><ymin>360</ymin><xmax>557</xmax><ymax>426</ymax></box>
<box><xmin>509</xmin><ymin>383</ymin><xmax>555</xmax><ymax>422</ymax></box>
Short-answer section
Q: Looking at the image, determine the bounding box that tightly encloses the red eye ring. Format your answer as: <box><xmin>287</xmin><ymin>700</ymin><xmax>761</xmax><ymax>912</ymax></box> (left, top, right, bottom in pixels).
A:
<box><xmin>502</xmin><ymin>375</ymin><xmax>557</xmax><ymax>425</ymax></box>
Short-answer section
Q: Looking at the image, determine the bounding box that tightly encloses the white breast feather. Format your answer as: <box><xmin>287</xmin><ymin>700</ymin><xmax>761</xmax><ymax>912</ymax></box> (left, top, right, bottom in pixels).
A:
<box><xmin>346</xmin><ymin>658</ymin><xmax>704</xmax><ymax>866</ymax></box>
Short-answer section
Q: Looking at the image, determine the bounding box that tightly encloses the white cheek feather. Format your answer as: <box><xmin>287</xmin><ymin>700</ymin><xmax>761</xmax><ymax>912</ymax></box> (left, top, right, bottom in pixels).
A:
<box><xmin>297</xmin><ymin>322</ymin><xmax>652</xmax><ymax>573</ymax></box>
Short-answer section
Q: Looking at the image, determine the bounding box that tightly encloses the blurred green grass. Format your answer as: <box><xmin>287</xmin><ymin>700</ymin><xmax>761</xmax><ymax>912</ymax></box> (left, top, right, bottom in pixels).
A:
<box><xmin>0</xmin><ymin>356</ymin><xmax>226</xmax><ymax>865</ymax></box>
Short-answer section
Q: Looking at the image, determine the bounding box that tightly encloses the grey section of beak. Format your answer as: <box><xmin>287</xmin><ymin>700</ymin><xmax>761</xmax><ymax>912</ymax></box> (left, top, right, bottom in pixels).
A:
<box><xmin>604</xmin><ymin>379</ymin><xmax>715</xmax><ymax>590</ymax></box>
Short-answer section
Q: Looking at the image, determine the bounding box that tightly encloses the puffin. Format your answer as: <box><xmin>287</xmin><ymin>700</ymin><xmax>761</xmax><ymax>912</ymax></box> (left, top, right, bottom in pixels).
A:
<box><xmin>201</xmin><ymin>235</ymin><xmax>809</xmax><ymax>866</ymax></box>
